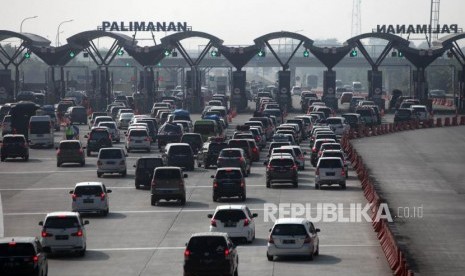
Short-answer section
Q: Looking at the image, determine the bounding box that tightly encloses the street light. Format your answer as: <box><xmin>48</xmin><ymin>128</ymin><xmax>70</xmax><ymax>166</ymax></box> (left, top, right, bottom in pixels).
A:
<box><xmin>56</xmin><ymin>19</ymin><xmax>74</xmax><ymax>47</ymax></box>
<box><xmin>20</xmin><ymin>16</ymin><xmax>38</xmax><ymax>33</ymax></box>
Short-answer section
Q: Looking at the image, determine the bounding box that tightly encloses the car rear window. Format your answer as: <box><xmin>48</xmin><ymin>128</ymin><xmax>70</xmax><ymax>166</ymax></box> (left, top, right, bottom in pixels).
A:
<box><xmin>0</xmin><ymin>243</ymin><xmax>35</xmax><ymax>256</ymax></box>
<box><xmin>90</xmin><ymin>130</ymin><xmax>109</xmax><ymax>140</ymax></box>
<box><xmin>181</xmin><ymin>135</ymin><xmax>201</xmax><ymax>143</ymax></box>
<box><xmin>321</xmin><ymin>144</ymin><xmax>341</xmax><ymax>151</ymax></box>
<box><xmin>235</xmin><ymin>134</ymin><xmax>253</xmax><ymax>139</ymax></box>
<box><xmin>99</xmin><ymin>123</ymin><xmax>115</xmax><ymax>129</ymax></box>
<box><xmin>187</xmin><ymin>236</ymin><xmax>227</xmax><ymax>254</ymax></box>
<box><xmin>216</xmin><ymin>169</ymin><xmax>242</xmax><ymax>179</ymax></box>
<box><xmin>270</xmin><ymin>159</ymin><xmax>294</xmax><ymax>166</ymax></box>
<box><xmin>318</xmin><ymin>159</ymin><xmax>343</xmax><ymax>168</ymax></box>
<box><xmin>72</xmin><ymin>108</ymin><xmax>86</xmax><ymax>115</ymax></box>
<box><xmin>60</xmin><ymin>142</ymin><xmax>80</xmax><ymax>149</ymax></box>
<box><xmin>220</xmin><ymin>149</ymin><xmax>241</xmax><ymax>158</ymax></box>
<box><xmin>273</xmin><ymin>149</ymin><xmax>293</xmax><ymax>155</ymax></box>
<box><xmin>45</xmin><ymin>217</ymin><xmax>79</xmax><ymax>228</ymax></box>
<box><xmin>30</xmin><ymin>121</ymin><xmax>50</xmax><ymax>134</ymax></box>
<box><xmin>99</xmin><ymin>149</ymin><xmax>122</xmax><ymax>159</ymax></box>
<box><xmin>322</xmin><ymin>152</ymin><xmax>344</xmax><ymax>159</ymax></box>
<box><xmin>160</xmin><ymin>124</ymin><xmax>182</xmax><ymax>134</ymax></box>
<box><xmin>75</xmin><ymin>185</ymin><xmax>103</xmax><ymax>196</ymax></box>
<box><xmin>397</xmin><ymin>110</ymin><xmax>412</xmax><ymax>116</ymax></box>
<box><xmin>169</xmin><ymin>146</ymin><xmax>191</xmax><ymax>155</ymax></box>
<box><xmin>129</xmin><ymin>130</ymin><xmax>148</xmax><ymax>137</ymax></box>
<box><xmin>214</xmin><ymin>209</ymin><xmax>246</xmax><ymax>221</ymax></box>
<box><xmin>356</xmin><ymin>109</ymin><xmax>372</xmax><ymax>116</ymax></box>
<box><xmin>272</xmin><ymin>224</ymin><xmax>307</xmax><ymax>236</ymax></box>
<box><xmin>342</xmin><ymin>115</ymin><xmax>358</xmax><ymax>123</ymax></box>
<box><xmin>138</xmin><ymin>158</ymin><xmax>163</xmax><ymax>169</ymax></box>
<box><xmin>2</xmin><ymin>136</ymin><xmax>25</xmax><ymax>143</ymax></box>
<box><xmin>228</xmin><ymin>140</ymin><xmax>248</xmax><ymax>148</ymax></box>
<box><xmin>154</xmin><ymin>169</ymin><xmax>180</xmax><ymax>179</ymax></box>
<box><xmin>326</xmin><ymin>118</ymin><xmax>343</xmax><ymax>124</ymax></box>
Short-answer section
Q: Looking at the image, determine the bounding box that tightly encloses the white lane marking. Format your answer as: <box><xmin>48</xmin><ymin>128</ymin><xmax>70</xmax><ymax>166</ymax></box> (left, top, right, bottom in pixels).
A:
<box><xmin>0</xmin><ymin>193</ymin><xmax>4</xmax><ymax>238</ymax></box>
<box><xmin>0</xmin><ymin>184</ymin><xmax>315</xmax><ymax>191</ymax></box>
<box><xmin>88</xmin><ymin>244</ymin><xmax>380</xmax><ymax>252</ymax></box>
<box><xmin>0</xmin><ymin>170</ymin><xmax>109</xmax><ymax>175</ymax></box>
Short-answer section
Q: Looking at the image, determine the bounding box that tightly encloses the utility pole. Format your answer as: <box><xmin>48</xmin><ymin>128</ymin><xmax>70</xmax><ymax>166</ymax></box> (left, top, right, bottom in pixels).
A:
<box><xmin>351</xmin><ymin>0</ymin><xmax>361</xmax><ymax>37</ymax></box>
<box><xmin>428</xmin><ymin>0</ymin><xmax>441</xmax><ymax>47</ymax></box>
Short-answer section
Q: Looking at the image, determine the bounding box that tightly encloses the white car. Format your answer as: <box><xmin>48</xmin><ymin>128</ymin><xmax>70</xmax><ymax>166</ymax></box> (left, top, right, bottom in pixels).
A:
<box><xmin>326</xmin><ymin>117</ymin><xmax>350</xmax><ymax>136</ymax></box>
<box><xmin>117</xmin><ymin>113</ymin><xmax>134</xmax><ymax>129</ymax></box>
<box><xmin>208</xmin><ymin>205</ymin><xmax>257</xmax><ymax>243</ymax></box>
<box><xmin>98</xmin><ymin>121</ymin><xmax>120</xmax><ymax>143</ymax></box>
<box><xmin>411</xmin><ymin>105</ymin><xmax>431</xmax><ymax>124</ymax></box>
<box><xmin>39</xmin><ymin>211</ymin><xmax>89</xmax><ymax>256</ymax></box>
<box><xmin>126</xmin><ymin>128</ymin><xmax>151</xmax><ymax>153</ymax></box>
<box><xmin>70</xmin><ymin>182</ymin><xmax>112</xmax><ymax>216</ymax></box>
<box><xmin>97</xmin><ymin>148</ymin><xmax>127</xmax><ymax>177</ymax></box>
<box><xmin>280</xmin><ymin>145</ymin><xmax>306</xmax><ymax>170</ymax></box>
<box><xmin>267</xmin><ymin>218</ymin><xmax>320</xmax><ymax>261</ymax></box>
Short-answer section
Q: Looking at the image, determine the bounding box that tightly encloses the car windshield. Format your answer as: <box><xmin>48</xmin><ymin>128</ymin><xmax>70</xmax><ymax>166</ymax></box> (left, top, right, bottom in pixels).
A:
<box><xmin>182</xmin><ymin>135</ymin><xmax>201</xmax><ymax>143</ymax></box>
<box><xmin>75</xmin><ymin>186</ymin><xmax>103</xmax><ymax>196</ymax></box>
<box><xmin>45</xmin><ymin>217</ymin><xmax>80</xmax><ymax>228</ymax></box>
<box><xmin>99</xmin><ymin>150</ymin><xmax>122</xmax><ymax>159</ymax></box>
<box><xmin>216</xmin><ymin>169</ymin><xmax>242</xmax><ymax>179</ymax></box>
<box><xmin>154</xmin><ymin>169</ymin><xmax>180</xmax><ymax>179</ymax></box>
<box><xmin>342</xmin><ymin>115</ymin><xmax>357</xmax><ymax>123</ymax></box>
<box><xmin>228</xmin><ymin>141</ymin><xmax>248</xmax><ymax>148</ymax></box>
<box><xmin>272</xmin><ymin>224</ymin><xmax>307</xmax><ymax>236</ymax></box>
<box><xmin>90</xmin><ymin>131</ymin><xmax>109</xmax><ymax>140</ymax></box>
<box><xmin>326</xmin><ymin>118</ymin><xmax>342</xmax><ymax>124</ymax></box>
<box><xmin>270</xmin><ymin>159</ymin><xmax>293</xmax><ymax>166</ymax></box>
<box><xmin>323</xmin><ymin>152</ymin><xmax>344</xmax><ymax>159</ymax></box>
<box><xmin>0</xmin><ymin>243</ymin><xmax>35</xmax><ymax>256</ymax></box>
<box><xmin>129</xmin><ymin>130</ymin><xmax>147</xmax><ymax>137</ymax></box>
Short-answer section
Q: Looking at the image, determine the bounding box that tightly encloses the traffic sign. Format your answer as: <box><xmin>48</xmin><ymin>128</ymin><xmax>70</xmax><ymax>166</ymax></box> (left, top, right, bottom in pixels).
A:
<box><xmin>233</xmin><ymin>88</ymin><xmax>241</xmax><ymax>95</ymax></box>
<box><xmin>328</xmin><ymin>87</ymin><xmax>334</xmax><ymax>94</ymax></box>
<box><xmin>374</xmin><ymin>88</ymin><xmax>382</xmax><ymax>95</ymax></box>
<box><xmin>280</xmin><ymin>87</ymin><xmax>288</xmax><ymax>94</ymax></box>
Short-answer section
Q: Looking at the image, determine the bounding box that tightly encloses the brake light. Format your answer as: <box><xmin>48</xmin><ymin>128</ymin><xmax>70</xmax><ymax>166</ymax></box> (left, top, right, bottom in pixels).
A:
<box><xmin>33</xmin><ymin>255</ymin><xmax>39</xmax><ymax>263</ymax></box>
<box><xmin>8</xmin><ymin>241</ymin><xmax>16</xmax><ymax>246</ymax></box>
<box><xmin>341</xmin><ymin>169</ymin><xmax>345</xmax><ymax>177</ymax></box>
<box><xmin>72</xmin><ymin>194</ymin><xmax>77</xmax><ymax>201</ymax></box>
<box><xmin>213</xmin><ymin>181</ymin><xmax>218</xmax><ymax>188</ymax></box>
<box><xmin>128</xmin><ymin>137</ymin><xmax>132</xmax><ymax>142</ymax></box>
<box><xmin>144</xmin><ymin>137</ymin><xmax>150</xmax><ymax>142</ymax></box>
<box><xmin>291</xmin><ymin>164</ymin><xmax>298</xmax><ymax>171</ymax></box>
<box><xmin>57</xmin><ymin>149</ymin><xmax>61</xmax><ymax>155</ymax></box>
<box><xmin>243</xmin><ymin>218</ymin><xmax>250</xmax><ymax>226</ymax></box>
<box><xmin>79</xmin><ymin>148</ymin><xmax>83</xmax><ymax>154</ymax></box>
<box><xmin>268</xmin><ymin>235</ymin><xmax>274</xmax><ymax>244</ymax></box>
<box><xmin>304</xmin><ymin>235</ymin><xmax>312</xmax><ymax>244</ymax></box>
<box><xmin>211</xmin><ymin>219</ymin><xmax>217</xmax><ymax>227</ymax></box>
<box><xmin>315</xmin><ymin>168</ymin><xmax>319</xmax><ymax>175</ymax></box>
<box><xmin>256</xmin><ymin>136</ymin><xmax>261</xmax><ymax>141</ymax></box>
<box><xmin>318</xmin><ymin>151</ymin><xmax>322</xmax><ymax>157</ymax></box>
<box><xmin>224</xmin><ymin>248</ymin><xmax>230</xmax><ymax>257</ymax></box>
<box><xmin>184</xmin><ymin>249</ymin><xmax>191</xmax><ymax>260</ymax></box>
<box><xmin>239</xmin><ymin>157</ymin><xmax>245</xmax><ymax>162</ymax></box>
<box><xmin>97</xmin><ymin>161</ymin><xmax>103</xmax><ymax>166</ymax></box>
<box><xmin>312</xmin><ymin>147</ymin><xmax>317</xmax><ymax>153</ymax></box>
<box><xmin>151</xmin><ymin>180</ymin><xmax>156</xmax><ymax>187</ymax></box>
<box><xmin>100</xmin><ymin>192</ymin><xmax>106</xmax><ymax>201</ymax></box>
<box><xmin>267</xmin><ymin>165</ymin><xmax>274</xmax><ymax>171</ymax></box>
<box><xmin>252</xmin><ymin>147</ymin><xmax>258</xmax><ymax>153</ymax></box>
<box><xmin>41</xmin><ymin>231</ymin><xmax>53</xmax><ymax>238</ymax></box>
<box><xmin>71</xmin><ymin>229</ymin><xmax>83</xmax><ymax>237</ymax></box>
<box><xmin>240</xmin><ymin>181</ymin><xmax>245</xmax><ymax>188</ymax></box>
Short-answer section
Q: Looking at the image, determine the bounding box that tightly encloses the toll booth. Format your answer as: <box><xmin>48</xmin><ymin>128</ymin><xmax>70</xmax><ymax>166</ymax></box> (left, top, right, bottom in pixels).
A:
<box><xmin>231</xmin><ymin>71</ymin><xmax>247</xmax><ymax>111</ymax></box>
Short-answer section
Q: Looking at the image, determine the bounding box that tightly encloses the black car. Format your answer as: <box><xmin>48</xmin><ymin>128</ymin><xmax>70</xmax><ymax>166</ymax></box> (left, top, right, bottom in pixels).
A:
<box><xmin>133</xmin><ymin>157</ymin><xmax>164</xmax><ymax>189</ymax></box>
<box><xmin>394</xmin><ymin>108</ymin><xmax>419</xmax><ymax>124</ymax></box>
<box><xmin>184</xmin><ymin>232</ymin><xmax>239</xmax><ymax>276</ymax></box>
<box><xmin>197</xmin><ymin>140</ymin><xmax>228</xmax><ymax>169</ymax></box>
<box><xmin>211</xmin><ymin>168</ymin><xmax>246</xmax><ymax>202</ymax></box>
<box><xmin>163</xmin><ymin>143</ymin><xmax>195</xmax><ymax>171</ymax></box>
<box><xmin>0</xmin><ymin>134</ymin><xmax>29</xmax><ymax>162</ymax></box>
<box><xmin>0</xmin><ymin>237</ymin><xmax>48</xmax><ymax>276</ymax></box>
<box><xmin>157</xmin><ymin>122</ymin><xmax>182</xmax><ymax>149</ymax></box>
<box><xmin>265</xmin><ymin>155</ymin><xmax>298</xmax><ymax>188</ymax></box>
<box><xmin>84</xmin><ymin>127</ymin><xmax>112</xmax><ymax>156</ymax></box>
<box><xmin>181</xmin><ymin>133</ymin><xmax>203</xmax><ymax>154</ymax></box>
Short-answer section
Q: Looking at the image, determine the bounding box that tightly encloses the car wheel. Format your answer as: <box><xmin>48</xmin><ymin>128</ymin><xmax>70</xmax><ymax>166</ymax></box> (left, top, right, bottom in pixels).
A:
<box><xmin>116</xmin><ymin>139</ymin><xmax>120</xmax><ymax>143</ymax></box>
<box><xmin>267</xmin><ymin>252</ymin><xmax>273</xmax><ymax>261</ymax></box>
<box><xmin>0</xmin><ymin>156</ymin><xmax>5</xmax><ymax>162</ymax></box>
<box><xmin>240</xmin><ymin>193</ymin><xmax>246</xmax><ymax>202</ymax></box>
<box><xmin>234</xmin><ymin>268</ymin><xmax>238</xmax><ymax>276</ymax></box>
<box><xmin>127</xmin><ymin>148</ymin><xmax>131</xmax><ymax>153</ymax></box>
<box><xmin>346</xmin><ymin>171</ymin><xmax>349</xmax><ymax>178</ymax></box>
<box><xmin>315</xmin><ymin>183</ymin><xmax>320</xmax><ymax>190</ymax></box>
<box><xmin>80</xmin><ymin>161</ymin><xmax>85</xmax><ymax>167</ymax></box>
<box><xmin>213</xmin><ymin>195</ymin><xmax>218</xmax><ymax>202</ymax></box>
<box><xmin>77</xmin><ymin>247</ymin><xmax>86</xmax><ymax>257</ymax></box>
<box><xmin>121</xmin><ymin>170</ymin><xmax>127</xmax><ymax>177</ymax></box>
<box><xmin>135</xmin><ymin>183</ymin><xmax>140</xmax><ymax>189</ymax></box>
<box><xmin>266</xmin><ymin>181</ymin><xmax>271</xmax><ymax>188</ymax></box>
<box><xmin>180</xmin><ymin>197</ymin><xmax>186</xmax><ymax>205</ymax></box>
<box><xmin>247</xmin><ymin>168</ymin><xmax>251</xmax><ymax>175</ymax></box>
<box><xmin>97</xmin><ymin>172</ymin><xmax>103</xmax><ymax>178</ymax></box>
<box><xmin>340</xmin><ymin>182</ymin><xmax>346</xmax><ymax>190</ymax></box>
<box><xmin>151</xmin><ymin>196</ymin><xmax>157</xmax><ymax>206</ymax></box>
<box><xmin>86</xmin><ymin>150</ymin><xmax>91</xmax><ymax>157</ymax></box>
<box><xmin>103</xmin><ymin>208</ymin><xmax>109</xmax><ymax>216</ymax></box>
<box><xmin>146</xmin><ymin>148</ymin><xmax>151</xmax><ymax>153</ymax></box>
<box><xmin>56</xmin><ymin>162</ymin><xmax>61</xmax><ymax>167</ymax></box>
<box><xmin>293</xmin><ymin>180</ymin><xmax>298</xmax><ymax>188</ymax></box>
<box><xmin>308</xmin><ymin>252</ymin><xmax>314</xmax><ymax>261</ymax></box>
<box><xmin>315</xmin><ymin>245</ymin><xmax>319</xmax><ymax>256</ymax></box>
<box><xmin>204</xmin><ymin>163</ymin><xmax>209</xmax><ymax>169</ymax></box>
<box><xmin>197</xmin><ymin>162</ymin><xmax>202</xmax><ymax>168</ymax></box>
<box><xmin>24</xmin><ymin>155</ymin><xmax>29</xmax><ymax>161</ymax></box>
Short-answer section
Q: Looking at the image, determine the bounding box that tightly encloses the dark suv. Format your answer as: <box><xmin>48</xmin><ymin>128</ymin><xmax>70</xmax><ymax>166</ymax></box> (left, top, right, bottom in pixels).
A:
<box><xmin>0</xmin><ymin>134</ymin><xmax>29</xmax><ymax>162</ymax></box>
<box><xmin>0</xmin><ymin>237</ymin><xmax>48</xmax><ymax>276</ymax></box>
<box><xmin>184</xmin><ymin>232</ymin><xmax>239</xmax><ymax>276</ymax></box>
<box><xmin>211</xmin><ymin>167</ymin><xmax>246</xmax><ymax>202</ymax></box>
<box><xmin>134</xmin><ymin>157</ymin><xmax>164</xmax><ymax>189</ymax></box>
<box><xmin>394</xmin><ymin>108</ymin><xmax>419</xmax><ymax>124</ymax></box>
<box><xmin>265</xmin><ymin>155</ymin><xmax>298</xmax><ymax>188</ymax></box>
<box><xmin>196</xmin><ymin>140</ymin><xmax>228</xmax><ymax>169</ymax></box>
<box><xmin>85</xmin><ymin>127</ymin><xmax>112</xmax><ymax>156</ymax></box>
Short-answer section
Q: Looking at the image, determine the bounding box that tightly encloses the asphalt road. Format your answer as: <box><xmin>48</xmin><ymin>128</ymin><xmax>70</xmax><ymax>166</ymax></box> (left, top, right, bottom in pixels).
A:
<box><xmin>0</xmin><ymin>104</ymin><xmax>392</xmax><ymax>276</ymax></box>
<box><xmin>352</xmin><ymin>126</ymin><xmax>465</xmax><ymax>276</ymax></box>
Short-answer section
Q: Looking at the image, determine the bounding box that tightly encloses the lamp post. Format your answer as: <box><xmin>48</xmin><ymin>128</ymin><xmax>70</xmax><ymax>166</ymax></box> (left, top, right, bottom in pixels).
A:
<box><xmin>56</xmin><ymin>19</ymin><xmax>74</xmax><ymax>47</ymax></box>
<box><xmin>20</xmin><ymin>16</ymin><xmax>38</xmax><ymax>33</ymax></box>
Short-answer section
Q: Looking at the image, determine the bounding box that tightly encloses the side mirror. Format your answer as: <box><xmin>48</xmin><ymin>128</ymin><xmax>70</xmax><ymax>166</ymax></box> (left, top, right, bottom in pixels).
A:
<box><xmin>82</xmin><ymin>146</ymin><xmax>87</xmax><ymax>149</ymax></box>
<box><xmin>268</xmin><ymin>228</ymin><xmax>272</xmax><ymax>232</ymax></box>
<box><xmin>69</xmin><ymin>190</ymin><xmax>74</xmax><ymax>194</ymax></box>
<box><xmin>84</xmin><ymin>220</ymin><xmax>90</xmax><ymax>225</ymax></box>
<box><xmin>107</xmin><ymin>189</ymin><xmax>112</xmax><ymax>193</ymax></box>
<box><xmin>316</xmin><ymin>228</ymin><xmax>321</xmax><ymax>232</ymax></box>
<box><xmin>207</xmin><ymin>214</ymin><xmax>213</xmax><ymax>218</ymax></box>
<box><xmin>133</xmin><ymin>164</ymin><xmax>136</xmax><ymax>168</ymax></box>
<box><xmin>210</xmin><ymin>175</ymin><xmax>214</xmax><ymax>178</ymax></box>
<box><xmin>253</xmin><ymin>213</ymin><xmax>258</xmax><ymax>218</ymax></box>
<box><xmin>183</xmin><ymin>174</ymin><xmax>188</xmax><ymax>178</ymax></box>
<box><xmin>125</xmin><ymin>153</ymin><xmax>128</xmax><ymax>157</ymax></box>
<box><xmin>84</xmin><ymin>135</ymin><xmax>88</xmax><ymax>138</ymax></box>
<box><xmin>55</xmin><ymin>147</ymin><xmax>59</xmax><ymax>150</ymax></box>
<box><xmin>38</xmin><ymin>221</ymin><xmax>44</xmax><ymax>226</ymax></box>
<box><xmin>263</xmin><ymin>161</ymin><xmax>268</xmax><ymax>165</ymax></box>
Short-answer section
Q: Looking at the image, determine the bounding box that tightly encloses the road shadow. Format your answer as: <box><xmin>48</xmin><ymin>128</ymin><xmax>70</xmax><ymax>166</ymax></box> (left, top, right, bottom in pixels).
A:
<box><xmin>48</xmin><ymin>250</ymin><xmax>110</xmax><ymax>261</ymax></box>
<box><xmin>81</xmin><ymin>212</ymin><xmax>127</xmax><ymax>220</ymax></box>
<box><xmin>273</xmin><ymin>254</ymin><xmax>341</xmax><ymax>265</ymax></box>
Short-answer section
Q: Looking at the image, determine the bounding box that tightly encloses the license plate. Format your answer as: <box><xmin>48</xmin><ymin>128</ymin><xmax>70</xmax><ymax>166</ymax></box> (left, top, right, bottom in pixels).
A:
<box><xmin>135</xmin><ymin>140</ymin><xmax>141</xmax><ymax>143</ymax></box>
<box><xmin>326</xmin><ymin>172</ymin><xmax>335</xmax><ymax>176</ymax></box>
<box><xmin>83</xmin><ymin>199</ymin><xmax>94</xmax><ymax>203</ymax></box>
<box><xmin>89</xmin><ymin>140</ymin><xmax>96</xmax><ymax>143</ymax></box>
<box><xmin>107</xmin><ymin>161</ymin><xmax>115</xmax><ymax>165</ymax></box>
<box><xmin>55</xmin><ymin>235</ymin><xmax>69</xmax><ymax>240</ymax></box>
<box><xmin>283</xmin><ymin>239</ymin><xmax>295</xmax><ymax>244</ymax></box>
<box><xmin>37</xmin><ymin>134</ymin><xmax>43</xmax><ymax>137</ymax></box>
<box><xmin>224</xmin><ymin>221</ymin><xmax>237</xmax><ymax>227</ymax></box>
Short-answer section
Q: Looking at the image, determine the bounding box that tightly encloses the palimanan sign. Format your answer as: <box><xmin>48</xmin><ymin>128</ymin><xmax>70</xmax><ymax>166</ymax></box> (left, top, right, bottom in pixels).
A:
<box><xmin>100</xmin><ymin>21</ymin><xmax>191</xmax><ymax>32</ymax></box>
<box><xmin>376</xmin><ymin>24</ymin><xmax>459</xmax><ymax>34</ymax></box>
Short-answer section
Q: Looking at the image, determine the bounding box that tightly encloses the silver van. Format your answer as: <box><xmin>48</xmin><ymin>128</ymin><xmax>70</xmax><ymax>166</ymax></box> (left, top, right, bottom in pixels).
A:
<box><xmin>28</xmin><ymin>115</ymin><xmax>54</xmax><ymax>148</ymax></box>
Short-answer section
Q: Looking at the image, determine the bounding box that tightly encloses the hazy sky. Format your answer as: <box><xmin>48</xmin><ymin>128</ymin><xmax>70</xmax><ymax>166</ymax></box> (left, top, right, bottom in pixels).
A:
<box><xmin>1</xmin><ymin>0</ymin><xmax>464</xmax><ymax>46</ymax></box>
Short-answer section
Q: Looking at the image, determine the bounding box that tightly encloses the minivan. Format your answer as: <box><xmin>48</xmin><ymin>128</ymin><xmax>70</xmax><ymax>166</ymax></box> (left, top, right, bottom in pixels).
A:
<box><xmin>28</xmin><ymin>115</ymin><xmax>54</xmax><ymax>148</ymax></box>
<box><xmin>162</xmin><ymin>143</ymin><xmax>195</xmax><ymax>171</ymax></box>
<box><xmin>134</xmin><ymin>157</ymin><xmax>164</xmax><ymax>189</ymax></box>
<box><xmin>150</xmin><ymin>167</ymin><xmax>187</xmax><ymax>206</ymax></box>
